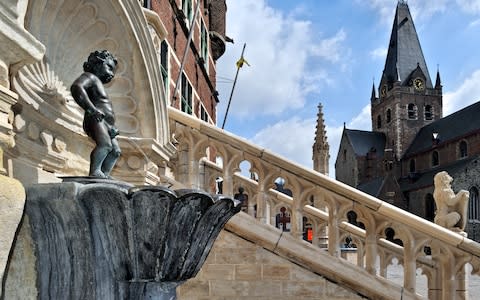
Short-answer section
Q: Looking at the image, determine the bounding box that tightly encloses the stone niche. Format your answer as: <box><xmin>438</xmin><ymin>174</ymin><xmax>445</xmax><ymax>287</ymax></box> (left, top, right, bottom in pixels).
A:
<box><xmin>7</xmin><ymin>0</ymin><xmax>175</xmax><ymax>185</ymax></box>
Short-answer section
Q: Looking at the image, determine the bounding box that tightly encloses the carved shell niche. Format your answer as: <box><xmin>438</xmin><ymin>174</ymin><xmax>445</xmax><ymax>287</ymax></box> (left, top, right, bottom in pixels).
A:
<box><xmin>11</xmin><ymin>0</ymin><xmax>164</xmax><ymax>137</ymax></box>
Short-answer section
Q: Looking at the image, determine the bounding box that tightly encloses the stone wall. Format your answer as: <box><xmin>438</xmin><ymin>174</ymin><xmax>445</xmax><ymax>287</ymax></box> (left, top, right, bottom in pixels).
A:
<box><xmin>177</xmin><ymin>230</ymin><xmax>365</xmax><ymax>300</ymax></box>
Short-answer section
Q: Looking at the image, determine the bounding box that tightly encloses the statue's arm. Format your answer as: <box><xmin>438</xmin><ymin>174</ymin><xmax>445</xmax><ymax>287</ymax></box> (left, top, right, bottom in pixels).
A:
<box><xmin>71</xmin><ymin>74</ymin><xmax>104</xmax><ymax>121</ymax></box>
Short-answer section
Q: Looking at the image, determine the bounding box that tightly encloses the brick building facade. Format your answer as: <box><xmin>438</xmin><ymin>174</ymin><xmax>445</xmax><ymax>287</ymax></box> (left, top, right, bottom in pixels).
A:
<box><xmin>335</xmin><ymin>1</ymin><xmax>480</xmax><ymax>239</ymax></box>
<box><xmin>142</xmin><ymin>0</ymin><xmax>229</xmax><ymax>125</ymax></box>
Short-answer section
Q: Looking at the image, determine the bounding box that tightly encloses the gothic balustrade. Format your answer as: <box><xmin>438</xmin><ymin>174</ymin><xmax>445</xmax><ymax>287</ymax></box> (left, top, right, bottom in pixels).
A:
<box><xmin>169</xmin><ymin>107</ymin><xmax>480</xmax><ymax>299</ymax></box>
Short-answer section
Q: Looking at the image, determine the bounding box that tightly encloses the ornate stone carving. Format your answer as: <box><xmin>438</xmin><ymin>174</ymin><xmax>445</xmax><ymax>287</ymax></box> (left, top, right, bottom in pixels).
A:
<box><xmin>433</xmin><ymin>171</ymin><xmax>469</xmax><ymax>232</ymax></box>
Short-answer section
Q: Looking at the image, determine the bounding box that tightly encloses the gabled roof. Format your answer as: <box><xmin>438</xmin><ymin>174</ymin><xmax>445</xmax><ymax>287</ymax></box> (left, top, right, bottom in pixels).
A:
<box><xmin>382</xmin><ymin>2</ymin><xmax>433</xmax><ymax>88</ymax></box>
<box><xmin>344</xmin><ymin>129</ymin><xmax>386</xmax><ymax>157</ymax></box>
<box><xmin>399</xmin><ymin>155</ymin><xmax>480</xmax><ymax>192</ymax></box>
<box><xmin>404</xmin><ymin>101</ymin><xmax>480</xmax><ymax>157</ymax></box>
<box><xmin>357</xmin><ymin>177</ymin><xmax>384</xmax><ymax>197</ymax></box>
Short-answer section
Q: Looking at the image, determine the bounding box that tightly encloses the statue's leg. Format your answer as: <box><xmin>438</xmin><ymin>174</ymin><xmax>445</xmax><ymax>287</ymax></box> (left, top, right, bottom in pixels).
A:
<box><xmin>101</xmin><ymin>137</ymin><xmax>121</xmax><ymax>178</ymax></box>
<box><xmin>89</xmin><ymin>122</ymin><xmax>112</xmax><ymax>178</ymax></box>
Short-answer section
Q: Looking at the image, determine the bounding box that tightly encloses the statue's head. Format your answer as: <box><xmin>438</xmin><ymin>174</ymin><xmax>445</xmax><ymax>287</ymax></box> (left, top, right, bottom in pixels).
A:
<box><xmin>434</xmin><ymin>171</ymin><xmax>452</xmax><ymax>188</ymax></box>
<box><xmin>83</xmin><ymin>50</ymin><xmax>118</xmax><ymax>84</ymax></box>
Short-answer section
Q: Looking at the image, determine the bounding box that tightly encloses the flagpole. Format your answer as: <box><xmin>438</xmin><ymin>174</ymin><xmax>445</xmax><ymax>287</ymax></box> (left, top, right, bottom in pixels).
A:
<box><xmin>221</xmin><ymin>43</ymin><xmax>247</xmax><ymax>129</ymax></box>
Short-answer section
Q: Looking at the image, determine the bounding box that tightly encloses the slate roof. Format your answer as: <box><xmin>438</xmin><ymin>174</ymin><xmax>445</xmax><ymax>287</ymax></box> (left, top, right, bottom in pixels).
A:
<box><xmin>344</xmin><ymin>129</ymin><xmax>386</xmax><ymax>158</ymax></box>
<box><xmin>383</xmin><ymin>2</ymin><xmax>433</xmax><ymax>88</ymax></box>
<box><xmin>399</xmin><ymin>155</ymin><xmax>480</xmax><ymax>192</ymax></box>
<box><xmin>404</xmin><ymin>101</ymin><xmax>480</xmax><ymax>157</ymax></box>
<box><xmin>357</xmin><ymin>177</ymin><xmax>385</xmax><ymax>197</ymax></box>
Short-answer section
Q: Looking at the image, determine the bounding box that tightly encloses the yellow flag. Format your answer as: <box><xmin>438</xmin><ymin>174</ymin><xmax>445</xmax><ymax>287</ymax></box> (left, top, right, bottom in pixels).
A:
<box><xmin>236</xmin><ymin>56</ymin><xmax>250</xmax><ymax>68</ymax></box>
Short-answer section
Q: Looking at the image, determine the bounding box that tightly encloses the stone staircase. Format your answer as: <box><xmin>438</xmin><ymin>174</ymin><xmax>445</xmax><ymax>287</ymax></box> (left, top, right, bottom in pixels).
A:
<box><xmin>168</xmin><ymin>108</ymin><xmax>480</xmax><ymax>300</ymax></box>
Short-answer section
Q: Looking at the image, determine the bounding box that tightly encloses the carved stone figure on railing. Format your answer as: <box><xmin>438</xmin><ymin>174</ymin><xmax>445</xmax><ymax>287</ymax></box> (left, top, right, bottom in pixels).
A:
<box><xmin>433</xmin><ymin>171</ymin><xmax>469</xmax><ymax>232</ymax></box>
<box><xmin>71</xmin><ymin>50</ymin><xmax>121</xmax><ymax>178</ymax></box>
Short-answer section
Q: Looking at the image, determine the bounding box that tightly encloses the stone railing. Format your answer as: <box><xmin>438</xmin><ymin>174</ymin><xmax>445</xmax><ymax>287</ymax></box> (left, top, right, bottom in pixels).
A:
<box><xmin>168</xmin><ymin>108</ymin><xmax>480</xmax><ymax>299</ymax></box>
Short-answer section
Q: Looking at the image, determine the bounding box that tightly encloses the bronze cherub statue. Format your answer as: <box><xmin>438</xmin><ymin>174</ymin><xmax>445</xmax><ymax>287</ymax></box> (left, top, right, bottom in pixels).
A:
<box><xmin>71</xmin><ymin>50</ymin><xmax>121</xmax><ymax>178</ymax></box>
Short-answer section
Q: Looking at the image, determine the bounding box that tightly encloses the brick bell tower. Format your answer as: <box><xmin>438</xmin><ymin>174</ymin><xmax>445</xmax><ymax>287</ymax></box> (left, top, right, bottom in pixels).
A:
<box><xmin>371</xmin><ymin>1</ymin><xmax>442</xmax><ymax>160</ymax></box>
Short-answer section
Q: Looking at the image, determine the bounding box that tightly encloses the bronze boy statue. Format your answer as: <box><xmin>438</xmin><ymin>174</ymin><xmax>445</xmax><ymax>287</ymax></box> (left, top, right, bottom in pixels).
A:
<box><xmin>71</xmin><ymin>50</ymin><xmax>121</xmax><ymax>178</ymax></box>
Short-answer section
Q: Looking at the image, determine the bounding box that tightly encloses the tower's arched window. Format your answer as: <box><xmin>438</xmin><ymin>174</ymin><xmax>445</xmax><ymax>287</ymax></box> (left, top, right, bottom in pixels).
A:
<box><xmin>377</xmin><ymin>115</ymin><xmax>382</xmax><ymax>129</ymax></box>
<box><xmin>408</xmin><ymin>103</ymin><xmax>417</xmax><ymax>119</ymax></box>
<box><xmin>425</xmin><ymin>193</ymin><xmax>435</xmax><ymax>222</ymax></box>
<box><xmin>431</xmin><ymin>151</ymin><xmax>439</xmax><ymax>166</ymax></box>
<box><xmin>459</xmin><ymin>140</ymin><xmax>468</xmax><ymax>158</ymax></box>
<box><xmin>469</xmin><ymin>187</ymin><xmax>479</xmax><ymax>220</ymax></box>
<box><xmin>386</xmin><ymin>109</ymin><xmax>392</xmax><ymax>123</ymax></box>
<box><xmin>409</xmin><ymin>159</ymin><xmax>416</xmax><ymax>173</ymax></box>
<box><xmin>425</xmin><ymin>105</ymin><xmax>433</xmax><ymax>120</ymax></box>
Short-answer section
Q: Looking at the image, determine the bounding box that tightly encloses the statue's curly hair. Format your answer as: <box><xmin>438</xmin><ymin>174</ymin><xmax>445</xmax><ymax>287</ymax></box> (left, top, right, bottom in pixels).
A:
<box><xmin>83</xmin><ymin>50</ymin><xmax>117</xmax><ymax>73</ymax></box>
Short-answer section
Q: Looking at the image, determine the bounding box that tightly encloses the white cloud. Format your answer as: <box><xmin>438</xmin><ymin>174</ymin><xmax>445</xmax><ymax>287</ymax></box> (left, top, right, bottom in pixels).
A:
<box><xmin>348</xmin><ymin>105</ymin><xmax>372</xmax><ymax>130</ymax></box>
<box><xmin>370</xmin><ymin>47</ymin><xmax>387</xmax><ymax>60</ymax></box>
<box><xmin>468</xmin><ymin>18</ymin><xmax>480</xmax><ymax>26</ymax></box>
<box><xmin>250</xmin><ymin>117</ymin><xmax>316</xmax><ymax>170</ymax></box>
<box><xmin>217</xmin><ymin>1</ymin><xmax>352</xmax><ymax>119</ymax></box>
<box><xmin>444</xmin><ymin>69</ymin><xmax>480</xmax><ymax>115</ymax></box>
<box><xmin>217</xmin><ymin>0</ymin><xmax>313</xmax><ymax>117</ymax></box>
<box><xmin>310</xmin><ymin>29</ymin><xmax>347</xmax><ymax>63</ymax></box>
<box><xmin>457</xmin><ymin>0</ymin><xmax>480</xmax><ymax>14</ymax></box>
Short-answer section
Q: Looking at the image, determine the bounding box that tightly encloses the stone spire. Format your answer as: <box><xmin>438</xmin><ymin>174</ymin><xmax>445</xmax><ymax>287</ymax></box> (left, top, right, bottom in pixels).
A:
<box><xmin>381</xmin><ymin>1</ymin><xmax>433</xmax><ymax>89</ymax></box>
<box><xmin>313</xmin><ymin>103</ymin><xmax>330</xmax><ymax>176</ymax></box>
<box><xmin>435</xmin><ymin>67</ymin><xmax>442</xmax><ymax>89</ymax></box>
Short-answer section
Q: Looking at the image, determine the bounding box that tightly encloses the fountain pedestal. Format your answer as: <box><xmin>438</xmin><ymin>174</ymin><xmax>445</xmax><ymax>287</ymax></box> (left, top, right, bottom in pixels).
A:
<box><xmin>4</xmin><ymin>179</ymin><xmax>240</xmax><ymax>299</ymax></box>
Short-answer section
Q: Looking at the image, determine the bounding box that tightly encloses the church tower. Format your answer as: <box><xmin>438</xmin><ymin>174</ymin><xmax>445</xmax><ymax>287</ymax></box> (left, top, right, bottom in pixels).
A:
<box><xmin>313</xmin><ymin>103</ymin><xmax>330</xmax><ymax>176</ymax></box>
<box><xmin>371</xmin><ymin>1</ymin><xmax>442</xmax><ymax>159</ymax></box>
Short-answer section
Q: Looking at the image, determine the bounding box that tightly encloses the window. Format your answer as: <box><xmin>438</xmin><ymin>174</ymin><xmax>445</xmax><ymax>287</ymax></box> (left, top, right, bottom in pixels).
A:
<box><xmin>425</xmin><ymin>105</ymin><xmax>433</xmax><ymax>120</ymax></box>
<box><xmin>200</xmin><ymin>21</ymin><xmax>209</xmax><ymax>70</ymax></box>
<box><xmin>431</xmin><ymin>151</ymin><xmax>439</xmax><ymax>166</ymax></box>
<box><xmin>200</xmin><ymin>105</ymin><xmax>208</xmax><ymax>122</ymax></box>
<box><xmin>386</xmin><ymin>109</ymin><xmax>391</xmax><ymax>123</ymax></box>
<box><xmin>181</xmin><ymin>73</ymin><xmax>192</xmax><ymax>114</ymax></box>
<box><xmin>459</xmin><ymin>141</ymin><xmax>468</xmax><ymax>158</ymax></box>
<box><xmin>377</xmin><ymin>115</ymin><xmax>382</xmax><ymax>129</ymax></box>
<box><xmin>182</xmin><ymin>0</ymin><xmax>193</xmax><ymax>25</ymax></box>
<box><xmin>139</xmin><ymin>0</ymin><xmax>151</xmax><ymax>9</ymax></box>
<box><xmin>469</xmin><ymin>187</ymin><xmax>479</xmax><ymax>220</ymax></box>
<box><xmin>408</xmin><ymin>103</ymin><xmax>417</xmax><ymax>119</ymax></box>
<box><xmin>160</xmin><ymin>41</ymin><xmax>169</xmax><ymax>100</ymax></box>
<box><xmin>409</xmin><ymin>159</ymin><xmax>415</xmax><ymax>173</ymax></box>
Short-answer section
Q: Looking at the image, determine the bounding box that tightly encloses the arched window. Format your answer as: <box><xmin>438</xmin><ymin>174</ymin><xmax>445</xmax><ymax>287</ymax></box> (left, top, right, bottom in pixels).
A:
<box><xmin>408</xmin><ymin>103</ymin><xmax>417</xmax><ymax>119</ymax></box>
<box><xmin>386</xmin><ymin>109</ymin><xmax>392</xmax><ymax>123</ymax></box>
<box><xmin>409</xmin><ymin>159</ymin><xmax>416</xmax><ymax>173</ymax></box>
<box><xmin>469</xmin><ymin>187</ymin><xmax>479</xmax><ymax>220</ymax></box>
<box><xmin>425</xmin><ymin>105</ymin><xmax>433</xmax><ymax>120</ymax></box>
<box><xmin>431</xmin><ymin>151</ymin><xmax>439</xmax><ymax>166</ymax></box>
<box><xmin>425</xmin><ymin>193</ymin><xmax>435</xmax><ymax>222</ymax></box>
<box><xmin>459</xmin><ymin>141</ymin><xmax>468</xmax><ymax>158</ymax></box>
<box><xmin>377</xmin><ymin>115</ymin><xmax>382</xmax><ymax>129</ymax></box>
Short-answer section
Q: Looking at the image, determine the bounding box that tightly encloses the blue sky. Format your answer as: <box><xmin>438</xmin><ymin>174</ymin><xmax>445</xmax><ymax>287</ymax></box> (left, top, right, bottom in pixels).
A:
<box><xmin>215</xmin><ymin>0</ymin><xmax>480</xmax><ymax>177</ymax></box>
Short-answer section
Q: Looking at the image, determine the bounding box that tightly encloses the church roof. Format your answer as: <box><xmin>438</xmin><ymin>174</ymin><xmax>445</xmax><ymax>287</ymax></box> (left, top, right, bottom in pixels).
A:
<box><xmin>344</xmin><ymin>129</ymin><xmax>386</xmax><ymax>157</ymax></box>
<box><xmin>399</xmin><ymin>155</ymin><xmax>480</xmax><ymax>192</ymax></box>
<box><xmin>404</xmin><ymin>101</ymin><xmax>480</xmax><ymax>157</ymax></box>
<box><xmin>382</xmin><ymin>2</ymin><xmax>433</xmax><ymax>88</ymax></box>
<box><xmin>357</xmin><ymin>177</ymin><xmax>385</xmax><ymax>197</ymax></box>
